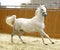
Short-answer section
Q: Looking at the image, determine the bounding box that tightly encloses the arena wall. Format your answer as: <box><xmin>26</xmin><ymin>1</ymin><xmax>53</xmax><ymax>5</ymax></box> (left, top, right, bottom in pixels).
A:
<box><xmin>0</xmin><ymin>8</ymin><xmax>60</xmax><ymax>38</ymax></box>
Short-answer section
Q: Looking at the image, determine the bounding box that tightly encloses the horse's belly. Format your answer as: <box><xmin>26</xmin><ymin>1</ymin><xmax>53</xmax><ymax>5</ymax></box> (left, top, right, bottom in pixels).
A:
<box><xmin>21</xmin><ymin>24</ymin><xmax>36</xmax><ymax>32</ymax></box>
<box><xmin>24</xmin><ymin>28</ymin><xmax>36</xmax><ymax>32</ymax></box>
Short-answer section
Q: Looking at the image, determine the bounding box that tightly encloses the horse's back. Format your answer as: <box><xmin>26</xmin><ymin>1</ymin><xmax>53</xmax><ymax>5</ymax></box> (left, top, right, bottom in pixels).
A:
<box><xmin>14</xmin><ymin>18</ymin><xmax>34</xmax><ymax>31</ymax></box>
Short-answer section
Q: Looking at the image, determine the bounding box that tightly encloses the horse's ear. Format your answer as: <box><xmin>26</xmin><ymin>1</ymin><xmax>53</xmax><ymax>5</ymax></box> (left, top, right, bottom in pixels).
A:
<box><xmin>40</xmin><ymin>4</ymin><xmax>45</xmax><ymax>7</ymax></box>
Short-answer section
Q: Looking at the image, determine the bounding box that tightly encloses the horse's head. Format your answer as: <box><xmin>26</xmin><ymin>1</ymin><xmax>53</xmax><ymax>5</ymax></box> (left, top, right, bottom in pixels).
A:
<box><xmin>40</xmin><ymin>5</ymin><xmax>47</xmax><ymax>17</ymax></box>
<box><xmin>35</xmin><ymin>5</ymin><xmax>47</xmax><ymax>17</ymax></box>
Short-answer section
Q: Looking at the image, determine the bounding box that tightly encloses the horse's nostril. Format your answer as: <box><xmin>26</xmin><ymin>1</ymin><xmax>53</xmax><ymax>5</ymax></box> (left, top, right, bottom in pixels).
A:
<box><xmin>42</xmin><ymin>12</ymin><xmax>47</xmax><ymax>16</ymax></box>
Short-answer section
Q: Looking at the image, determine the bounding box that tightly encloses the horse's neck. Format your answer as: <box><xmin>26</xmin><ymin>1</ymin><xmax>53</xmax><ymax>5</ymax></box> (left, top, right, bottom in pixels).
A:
<box><xmin>32</xmin><ymin>14</ymin><xmax>44</xmax><ymax>22</ymax></box>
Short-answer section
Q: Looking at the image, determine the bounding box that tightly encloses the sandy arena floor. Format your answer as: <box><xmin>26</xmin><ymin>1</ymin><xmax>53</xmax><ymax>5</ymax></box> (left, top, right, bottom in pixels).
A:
<box><xmin>0</xmin><ymin>33</ymin><xmax>60</xmax><ymax>50</ymax></box>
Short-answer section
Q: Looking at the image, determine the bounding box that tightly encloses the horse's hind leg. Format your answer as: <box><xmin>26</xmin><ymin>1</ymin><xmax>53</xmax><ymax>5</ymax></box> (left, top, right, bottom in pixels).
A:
<box><xmin>18</xmin><ymin>30</ymin><xmax>25</xmax><ymax>44</ymax></box>
<box><xmin>11</xmin><ymin>33</ymin><xmax>14</xmax><ymax>43</ymax></box>
<box><xmin>11</xmin><ymin>26</ymin><xmax>16</xmax><ymax>43</ymax></box>
<box><xmin>18</xmin><ymin>35</ymin><xmax>25</xmax><ymax>44</ymax></box>
<box><xmin>11</xmin><ymin>31</ymin><xmax>16</xmax><ymax>43</ymax></box>
<box><xmin>11</xmin><ymin>24</ymin><xmax>17</xmax><ymax>43</ymax></box>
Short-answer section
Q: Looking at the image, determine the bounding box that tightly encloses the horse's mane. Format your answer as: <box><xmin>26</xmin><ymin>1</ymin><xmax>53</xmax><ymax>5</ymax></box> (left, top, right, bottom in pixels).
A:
<box><xmin>35</xmin><ymin>7</ymin><xmax>40</xmax><ymax>16</ymax></box>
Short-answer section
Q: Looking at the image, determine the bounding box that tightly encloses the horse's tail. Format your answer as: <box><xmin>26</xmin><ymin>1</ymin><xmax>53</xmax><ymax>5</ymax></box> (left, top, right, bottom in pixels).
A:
<box><xmin>6</xmin><ymin>15</ymin><xmax>16</xmax><ymax>27</ymax></box>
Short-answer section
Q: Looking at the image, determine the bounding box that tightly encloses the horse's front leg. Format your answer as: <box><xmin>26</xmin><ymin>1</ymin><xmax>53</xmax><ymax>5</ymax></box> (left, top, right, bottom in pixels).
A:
<box><xmin>38</xmin><ymin>31</ymin><xmax>48</xmax><ymax>45</ymax></box>
<box><xmin>40</xmin><ymin>30</ymin><xmax>54</xmax><ymax>44</ymax></box>
<box><xmin>40</xmin><ymin>35</ymin><xmax>48</xmax><ymax>45</ymax></box>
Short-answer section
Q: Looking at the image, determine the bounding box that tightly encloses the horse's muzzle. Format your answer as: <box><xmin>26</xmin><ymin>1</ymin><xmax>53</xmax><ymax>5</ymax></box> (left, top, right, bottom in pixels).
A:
<box><xmin>42</xmin><ymin>12</ymin><xmax>47</xmax><ymax>17</ymax></box>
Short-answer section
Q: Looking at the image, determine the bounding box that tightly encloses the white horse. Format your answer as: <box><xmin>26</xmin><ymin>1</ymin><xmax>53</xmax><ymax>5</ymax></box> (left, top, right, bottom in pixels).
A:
<box><xmin>6</xmin><ymin>5</ymin><xmax>54</xmax><ymax>45</ymax></box>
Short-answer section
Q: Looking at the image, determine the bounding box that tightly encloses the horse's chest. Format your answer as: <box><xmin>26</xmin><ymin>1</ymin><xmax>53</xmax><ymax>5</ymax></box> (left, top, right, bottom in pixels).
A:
<box><xmin>34</xmin><ymin>21</ymin><xmax>45</xmax><ymax>29</ymax></box>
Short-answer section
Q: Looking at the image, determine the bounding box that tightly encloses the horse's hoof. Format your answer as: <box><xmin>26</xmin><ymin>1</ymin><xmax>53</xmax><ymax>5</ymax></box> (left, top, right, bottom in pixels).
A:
<box><xmin>11</xmin><ymin>41</ymin><xmax>15</xmax><ymax>44</ymax></box>
<box><xmin>22</xmin><ymin>42</ymin><xmax>26</xmax><ymax>44</ymax></box>
<box><xmin>45</xmin><ymin>44</ymin><xmax>48</xmax><ymax>45</ymax></box>
<box><xmin>11</xmin><ymin>41</ymin><xmax>14</xmax><ymax>43</ymax></box>
<box><xmin>52</xmin><ymin>42</ymin><xmax>54</xmax><ymax>44</ymax></box>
